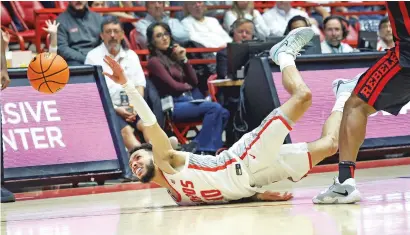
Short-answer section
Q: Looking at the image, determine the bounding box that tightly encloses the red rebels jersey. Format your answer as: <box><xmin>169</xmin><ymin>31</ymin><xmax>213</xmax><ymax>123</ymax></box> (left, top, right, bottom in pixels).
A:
<box><xmin>386</xmin><ymin>1</ymin><xmax>410</xmax><ymax>67</ymax></box>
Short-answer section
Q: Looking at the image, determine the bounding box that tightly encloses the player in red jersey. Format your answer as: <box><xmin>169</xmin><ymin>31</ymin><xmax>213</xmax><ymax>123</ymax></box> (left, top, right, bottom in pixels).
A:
<box><xmin>313</xmin><ymin>2</ymin><xmax>410</xmax><ymax>204</ymax></box>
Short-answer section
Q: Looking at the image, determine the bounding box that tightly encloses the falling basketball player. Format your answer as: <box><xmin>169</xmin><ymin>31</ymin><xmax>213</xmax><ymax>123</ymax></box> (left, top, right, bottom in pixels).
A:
<box><xmin>313</xmin><ymin>2</ymin><xmax>410</xmax><ymax>204</ymax></box>
<box><xmin>103</xmin><ymin>27</ymin><xmax>351</xmax><ymax>205</ymax></box>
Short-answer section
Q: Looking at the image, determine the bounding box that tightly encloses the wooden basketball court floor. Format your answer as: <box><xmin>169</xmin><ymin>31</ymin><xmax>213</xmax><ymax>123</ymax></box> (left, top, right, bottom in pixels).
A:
<box><xmin>1</xmin><ymin>164</ymin><xmax>409</xmax><ymax>235</ymax></box>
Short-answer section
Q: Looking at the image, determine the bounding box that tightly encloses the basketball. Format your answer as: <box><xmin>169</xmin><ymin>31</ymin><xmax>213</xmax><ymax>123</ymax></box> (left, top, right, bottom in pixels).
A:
<box><xmin>27</xmin><ymin>52</ymin><xmax>70</xmax><ymax>94</ymax></box>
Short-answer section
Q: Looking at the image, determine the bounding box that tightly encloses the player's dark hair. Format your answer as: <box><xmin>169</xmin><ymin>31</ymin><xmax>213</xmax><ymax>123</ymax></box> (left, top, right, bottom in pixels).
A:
<box><xmin>129</xmin><ymin>143</ymin><xmax>153</xmax><ymax>157</ymax></box>
<box><xmin>100</xmin><ymin>16</ymin><xmax>129</xmax><ymax>50</ymax></box>
<box><xmin>379</xmin><ymin>17</ymin><xmax>390</xmax><ymax>30</ymax></box>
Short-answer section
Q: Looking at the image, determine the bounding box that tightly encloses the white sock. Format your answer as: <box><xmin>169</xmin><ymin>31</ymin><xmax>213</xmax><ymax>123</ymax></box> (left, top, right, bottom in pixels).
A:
<box><xmin>278</xmin><ymin>52</ymin><xmax>295</xmax><ymax>71</ymax></box>
<box><xmin>332</xmin><ymin>92</ymin><xmax>351</xmax><ymax>113</ymax></box>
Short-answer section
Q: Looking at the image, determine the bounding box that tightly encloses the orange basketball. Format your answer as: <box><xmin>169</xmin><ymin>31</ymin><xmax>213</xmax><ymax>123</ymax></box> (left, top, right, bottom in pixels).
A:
<box><xmin>27</xmin><ymin>52</ymin><xmax>70</xmax><ymax>94</ymax></box>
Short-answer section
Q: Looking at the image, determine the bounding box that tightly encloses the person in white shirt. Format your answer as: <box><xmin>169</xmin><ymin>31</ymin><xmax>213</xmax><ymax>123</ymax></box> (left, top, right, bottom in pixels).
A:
<box><xmin>262</xmin><ymin>1</ymin><xmax>310</xmax><ymax>37</ymax></box>
<box><xmin>321</xmin><ymin>16</ymin><xmax>354</xmax><ymax>54</ymax></box>
<box><xmin>85</xmin><ymin>17</ymin><xmax>146</xmax><ymax>153</ymax></box>
<box><xmin>377</xmin><ymin>17</ymin><xmax>394</xmax><ymax>51</ymax></box>
<box><xmin>182</xmin><ymin>1</ymin><xmax>232</xmax><ymax>48</ymax></box>
<box><xmin>223</xmin><ymin>1</ymin><xmax>270</xmax><ymax>40</ymax></box>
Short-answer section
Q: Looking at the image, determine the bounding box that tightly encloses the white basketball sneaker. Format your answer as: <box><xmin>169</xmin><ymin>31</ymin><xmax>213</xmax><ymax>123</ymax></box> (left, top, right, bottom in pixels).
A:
<box><xmin>332</xmin><ymin>72</ymin><xmax>363</xmax><ymax>98</ymax></box>
<box><xmin>312</xmin><ymin>177</ymin><xmax>361</xmax><ymax>204</ymax></box>
<box><xmin>269</xmin><ymin>27</ymin><xmax>315</xmax><ymax>65</ymax></box>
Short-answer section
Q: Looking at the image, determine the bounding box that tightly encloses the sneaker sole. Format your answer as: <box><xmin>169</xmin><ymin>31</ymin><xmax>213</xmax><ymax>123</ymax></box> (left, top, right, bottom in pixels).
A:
<box><xmin>312</xmin><ymin>189</ymin><xmax>361</xmax><ymax>204</ymax></box>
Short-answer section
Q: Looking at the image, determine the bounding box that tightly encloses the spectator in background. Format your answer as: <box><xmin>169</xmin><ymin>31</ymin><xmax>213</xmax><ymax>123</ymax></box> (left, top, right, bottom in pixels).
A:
<box><xmin>146</xmin><ymin>22</ymin><xmax>229</xmax><ymax>154</ymax></box>
<box><xmin>217</xmin><ymin>18</ymin><xmax>254</xmax><ymax>80</ymax></box>
<box><xmin>57</xmin><ymin>1</ymin><xmax>103</xmax><ymax>65</ymax></box>
<box><xmin>182</xmin><ymin>1</ymin><xmax>232</xmax><ymax>48</ymax></box>
<box><xmin>223</xmin><ymin>1</ymin><xmax>269</xmax><ymax>40</ymax></box>
<box><xmin>262</xmin><ymin>1</ymin><xmax>310</xmax><ymax>37</ymax></box>
<box><xmin>85</xmin><ymin>17</ymin><xmax>145</xmax><ymax>152</ymax></box>
<box><xmin>377</xmin><ymin>17</ymin><xmax>394</xmax><ymax>51</ymax></box>
<box><xmin>321</xmin><ymin>16</ymin><xmax>354</xmax><ymax>54</ymax></box>
<box><xmin>85</xmin><ymin>17</ymin><xmax>146</xmax><ymax>182</ymax></box>
<box><xmin>135</xmin><ymin>1</ymin><xmax>189</xmax><ymax>48</ymax></box>
<box><xmin>284</xmin><ymin>15</ymin><xmax>311</xmax><ymax>35</ymax></box>
<box><xmin>88</xmin><ymin>1</ymin><xmax>137</xmax><ymax>20</ymax></box>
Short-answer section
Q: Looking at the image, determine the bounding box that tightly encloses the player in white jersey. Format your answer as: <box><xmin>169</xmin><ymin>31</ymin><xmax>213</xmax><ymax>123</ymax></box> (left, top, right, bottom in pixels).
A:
<box><xmin>102</xmin><ymin>27</ymin><xmax>351</xmax><ymax>206</ymax></box>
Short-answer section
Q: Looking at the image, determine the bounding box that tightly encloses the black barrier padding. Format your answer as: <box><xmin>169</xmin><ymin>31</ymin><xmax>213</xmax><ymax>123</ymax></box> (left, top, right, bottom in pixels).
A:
<box><xmin>3</xmin><ymin>65</ymin><xmax>129</xmax><ymax>182</ymax></box>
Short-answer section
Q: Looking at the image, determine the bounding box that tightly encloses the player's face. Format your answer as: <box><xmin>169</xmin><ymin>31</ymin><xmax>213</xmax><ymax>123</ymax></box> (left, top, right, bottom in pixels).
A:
<box><xmin>379</xmin><ymin>22</ymin><xmax>393</xmax><ymax>42</ymax></box>
<box><xmin>152</xmin><ymin>26</ymin><xmax>171</xmax><ymax>51</ymax></box>
<box><xmin>129</xmin><ymin>150</ymin><xmax>156</xmax><ymax>183</ymax></box>
<box><xmin>101</xmin><ymin>23</ymin><xmax>124</xmax><ymax>54</ymax></box>
<box><xmin>324</xmin><ymin>19</ymin><xmax>343</xmax><ymax>46</ymax></box>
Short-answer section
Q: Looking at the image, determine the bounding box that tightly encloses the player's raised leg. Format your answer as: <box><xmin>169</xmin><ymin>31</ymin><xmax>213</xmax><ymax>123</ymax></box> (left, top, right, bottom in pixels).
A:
<box><xmin>270</xmin><ymin>27</ymin><xmax>315</xmax><ymax>124</ymax></box>
<box><xmin>279</xmin><ymin>77</ymin><xmax>352</xmax><ymax>182</ymax></box>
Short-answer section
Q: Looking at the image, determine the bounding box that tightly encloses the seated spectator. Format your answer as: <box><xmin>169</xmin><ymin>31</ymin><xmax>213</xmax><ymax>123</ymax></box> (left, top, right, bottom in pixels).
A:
<box><xmin>217</xmin><ymin>18</ymin><xmax>254</xmax><ymax>80</ymax></box>
<box><xmin>146</xmin><ymin>22</ymin><xmax>230</xmax><ymax>154</ymax></box>
<box><xmin>88</xmin><ymin>1</ymin><xmax>137</xmax><ymax>20</ymax></box>
<box><xmin>321</xmin><ymin>16</ymin><xmax>354</xmax><ymax>54</ymax></box>
<box><xmin>377</xmin><ymin>17</ymin><xmax>394</xmax><ymax>51</ymax></box>
<box><xmin>135</xmin><ymin>1</ymin><xmax>189</xmax><ymax>47</ymax></box>
<box><xmin>182</xmin><ymin>1</ymin><xmax>232</xmax><ymax>48</ymax></box>
<box><xmin>284</xmin><ymin>15</ymin><xmax>311</xmax><ymax>35</ymax></box>
<box><xmin>85</xmin><ymin>17</ymin><xmax>146</xmax><ymax>151</ymax></box>
<box><xmin>223</xmin><ymin>1</ymin><xmax>270</xmax><ymax>40</ymax></box>
<box><xmin>262</xmin><ymin>1</ymin><xmax>310</xmax><ymax>37</ymax></box>
<box><xmin>57</xmin><ymin>1</ymin><xmax>103</xmax><ymax>65</ymax></box>
<box><xmin>85</xmin><ymin>17</ymin><xmax>149</xmax><ymax>181</ymax></box>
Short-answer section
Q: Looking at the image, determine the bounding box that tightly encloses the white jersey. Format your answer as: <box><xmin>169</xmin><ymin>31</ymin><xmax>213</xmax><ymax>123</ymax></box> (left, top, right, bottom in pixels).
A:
<box><xmin>162</xmin><ymin>152</ymin><xmax>258</xmax><ymax>206</ymax></box>
<box><xmin>162</xmin><ymin>108</ymin><xmax>312</xmax><ymax>206</ymax></box>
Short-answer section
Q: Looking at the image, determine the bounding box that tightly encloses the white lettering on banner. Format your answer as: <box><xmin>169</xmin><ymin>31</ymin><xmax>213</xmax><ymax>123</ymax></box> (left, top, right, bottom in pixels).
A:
<box><xmin>43</xmin><ymin>100</ymin><xmax>61</xmax><ymax>121</ymax></box>
<box><xmin>369</xmin><ymin>102</ymin><xmax>410</xmax><ymax>117</ymax></box>
<box><xmin>1</xmin><ymin>100</ymin><xmax>66</xmax><ymax>151</ymax></box>
<box><xmin>2</xmin><ymin>127</ymin><xmax>66</xmax><ymax>151</ymax></box>
<box><xmin>1</xmin><ymin>101</ymin><xmax>61</xmax><ymax>124</ymax></box>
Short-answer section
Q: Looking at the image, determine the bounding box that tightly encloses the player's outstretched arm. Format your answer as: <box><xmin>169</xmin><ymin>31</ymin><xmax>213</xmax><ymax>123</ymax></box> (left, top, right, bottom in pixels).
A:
<box><xmin>103</xmin><ymin>56</ymin><xmax>174</xmax><ymax>167</ymax></box>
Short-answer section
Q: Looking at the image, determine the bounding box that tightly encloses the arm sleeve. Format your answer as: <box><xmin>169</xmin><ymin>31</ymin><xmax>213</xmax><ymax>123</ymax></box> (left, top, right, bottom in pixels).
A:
<box><xmin>147</xmin><ymin>58</ymin><xmax>192</xmax><ymax>93</ymax></box>
<box><xmin>57</xmin><ymin>21</ymin><xmax>86</xmax><ymax>63</ymax></box>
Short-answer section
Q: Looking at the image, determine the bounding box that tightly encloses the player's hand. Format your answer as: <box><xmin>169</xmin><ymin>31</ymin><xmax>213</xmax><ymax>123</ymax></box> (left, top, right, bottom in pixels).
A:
<box><xmin>103</xmin><ymin>55</ymin><xmax>127</xmax><ymax>85</ymax></box>
<box><xmin>255</xmin><ymin>191</ymin><xmax>293</xmax><ymax>201</ymax></box>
